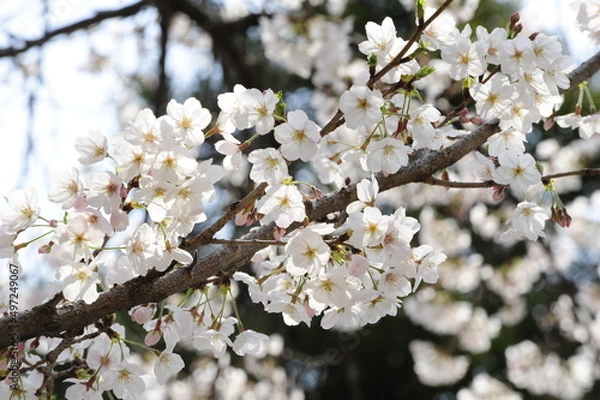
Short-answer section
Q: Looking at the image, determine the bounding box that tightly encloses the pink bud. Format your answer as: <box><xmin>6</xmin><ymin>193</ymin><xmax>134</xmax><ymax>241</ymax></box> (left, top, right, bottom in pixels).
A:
<box><xmin>470</xmin><ymin>116</ymin><xmax>484</xmax><ymax>125</ymax></box>
<box><xmin>144</xmin><ymin>329</ymin><xmax>162</xmax><ymax>346</ymax></box>
<box><xmin>304</xmin><ymin>302</ymin><xmax>316</xmax><ymax>318</ymax></box>
<box><xmin>551</xmin><ymin>206</ymin><xmax>572</xmax><ymax>228</ymax></box>
<box><xmin>510</xmin><ymin>12</ymin><xmax>520</xmax><ymax>27</ymax></box>
<box><xmin>38</xmin><ymin>242</ymin><xmax>54</xmax><ymax>254</ymax></box>
<box><xmin>492</xmin><ymin>185</ymin><xmax>506</xmax><ymax>201</ymax></box>
<box><xmin>543</xmin><ymin>118</ymin><xmax>555</xmax><ymax>131</ymax></box>
<box><xmin>235</xmin><ymin>211</ymin><xmax>252</xmax><ymax>226</ymax></box>
<box><xmin>130</xmin><ymin>304</ymin><xmax>156</xmax><ymax>324</ymax></box>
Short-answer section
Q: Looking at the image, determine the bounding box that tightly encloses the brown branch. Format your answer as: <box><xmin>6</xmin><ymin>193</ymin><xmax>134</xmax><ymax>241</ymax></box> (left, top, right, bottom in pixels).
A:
<box><xmin>423</xmin><ymin>176</ymin><xmax>493</xmax><ymax>188</ymax></box>
<box><xmin>161</xmin><ymin>0</ymin><xmax>264</xmax><ymax>88</ymax></box>
<box><xmin>543</xmin><ymin>168</ymin><xmax>600</xmax><ymax>180</ymax></box>
<box><xmin>151</xmin><ymin>2</ymin><xmax>173</xmax><ymax>114</ymax></box>
<box><xmin>0</xmin><ymin>1</ymin><xmax>149</xmax><ymax>58</ymax></box>
<box><xmin>423</xmin><ymin>168</ymin><xmax>600</xmax><ymax>189</ymax></box>
<box><xmin>1</xmin><ymin>50</ymin><xmax>600</xmax><ymax>352</ymax></box>
<box><xmin>208</xmin><ymin>238</ymin><xmax>287</xmax><ymax>246</ymax></box>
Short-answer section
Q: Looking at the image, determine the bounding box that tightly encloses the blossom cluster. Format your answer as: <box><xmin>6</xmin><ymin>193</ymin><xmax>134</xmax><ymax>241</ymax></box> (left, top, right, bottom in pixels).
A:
<box><xmin>0</xmin><ymin>83</ymin><xmax>446</xmax><ymax>398</ymax></box>
<box><xmin>234</xmin><ymin>182</ymin><xmax>445</xmax><ymax>332</ymax></box>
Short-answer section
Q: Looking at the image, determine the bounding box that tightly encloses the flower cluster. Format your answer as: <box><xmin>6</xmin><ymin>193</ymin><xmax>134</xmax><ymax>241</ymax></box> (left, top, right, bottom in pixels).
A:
<box><xmin>574</xmin><ymin>0</ymin><xmax>600</xmax><ymax>45</ymax></box>
<box><xmin>506</xmin><ymin>340</ymin><xmax>596</xmax><ymax>399</ymax></box>
<box><xmin>233</xmin><ymin>177</ymin><xmax>445</xmax><ymax>332</ymax></box>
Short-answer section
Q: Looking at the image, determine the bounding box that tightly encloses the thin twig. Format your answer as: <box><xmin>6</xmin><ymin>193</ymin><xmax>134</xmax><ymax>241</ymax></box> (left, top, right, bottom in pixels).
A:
<box><xmin>543</xmin><ymin>168</ymin><xmax>600</xmax><ymax>180</ymax></box>
<box><xmin>182</xmin><ymin>182</ymin><xmax>268</xmax><ymax>251</ymax></box>
<box><xmin>423</xmin><ymin>168</ymin><xmax>600</xmax><ymax>189</ymax></box>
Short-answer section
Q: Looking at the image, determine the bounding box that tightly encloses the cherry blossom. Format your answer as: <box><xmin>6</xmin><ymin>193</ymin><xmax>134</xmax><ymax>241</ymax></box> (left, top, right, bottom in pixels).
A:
<box><xmin>1</xmin><ymin>187</ymin><xmax>39</xmax><ymax>234</ymax></box>
<box><xmin>163</xmin><ymin>97</ymin><xmax>211</xmax><ymax>146</ymax></box>
<box><xmin>469</xmin><ymin>73</ymin><xmax>514</xmax><ymax>120</ymax></box>
<box><xmin>124</xmin><ymin>108</ymin><xmax>164</xmax><ymax>153</ymax></box>
<box><xmin>55</xmin><ymin>215</ymin><xmax>105</xmax><ymax>261</ymax></box>
<box><xmin>408</xmin><ymin>104</ymin><xmax>443</xmax><ymax>149</ymax></box>
<box><xmin>346</xmin><ymin>206</ymin><xmax>389</xmax><ymax>248</ymax></box>
<box><xmin>247</xmin><ymin>147</ymin><xmax>288</xmax><ymax>185</ymax></box>
<box><xmin>86</xmin><ymin>171</ymin><xmax>124</xmax><ymax>214</ymax></box>
<box><xmin>232</xmin><ymin>329</ymin><xmax>270</xmax><ymax>356</ymax></box>
<box><xmin>493</xmin><ymin>151</ymin><xmax>541</xmax><ymax>193</ymax></box>
<box><xmin>256</xmin><ymin>184</ymin><xmax>305</xmax><ymax>228</ymax></box>
<box><xmin>75</xmin><ymin>129</ymin><xmax>108</xmax><ymax>165</ymax></box>
<box><xmin>103</xmin><ymin>361</ymin><xmax>146</xmax><ymax>399</ymax></box>
<box><xmin>56</xmin><ymin>262</ymin><xmax>101</xmax><ymax>304</ymax></box>
<box><xmin>125</xmin><ymin>223</ymin><xmax>159</xmax><ymax>275</ymax></box>
<box><xmin>358</xmin><ymin>16</ymin><xmax>398</xmax><ymax>58</ymax></box>
<box><xmin>339</xmin><ymin>85</ymin><xmax>384</xmax><ymax>130</ymax></box>
<box><xmin>498</xmin><ymin>36</ymin><xmax>536</xmax><ymax>76</ymax></box>
<box><xmin>474</xmin><ymin>26</ymin><xmax>507</xmax><ymax>65</ymax></box>
<box><xmin>265</xmin><ymin>296</ymin><xmax>311</xmax><ymax>326</ymax></box>
<box><xmin>215</xmin><ymin>133</ymin><xmax>243</xmax><ymax>170</ymax></box>
<box><xmin>440</xmin><ymin>26</ymin><xmax>486</xmax><ymax>80</ymax></box>
<box><xmin>235</xmin><ymin>88</ymin><xmax>278</xmax><ymax>134</ymax></box>
<box><xmin>154</xmin><ymin>351</ymin><xmax>185</xmax><ymax>385</ymax></box>
<box><xmin>346</xmin><ymin>177</ymin><xmax>379</xmax><ymax>213</ymax></box>
<box><xmin>285</xmin><ymin>228</ymin><xmax>331</xmax><ymax>277</ymax></box>
<box><xmin>486</xmin><ymin>128</ymin><xmax>526</xmax><ymax>157</ymax></box>
<box><xmin>274</xmin><ymin>109</ymin><xmax>321</xmax><ymax>162</ymax></box>
<box><xmin>506</xmin><ymin>201</ymin><xmax>550</xmax><ymax>241</ymax></box>
<box><xmin>48</xmin><ymin>168</ymin><xmax>86</xmax><ymax>210</ymax></box>
<box><xmin>366</xmin><ymin>136</ymin><xmax>411</xmax><ymax>175</ymax></box>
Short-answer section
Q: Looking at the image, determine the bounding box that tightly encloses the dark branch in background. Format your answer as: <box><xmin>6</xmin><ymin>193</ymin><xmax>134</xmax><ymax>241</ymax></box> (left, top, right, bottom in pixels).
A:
<box><xmin>0</xmin><ymin>0</ymin><xmax>265</xmax><ymax>100</ymax></box>
<box><xmin>151</xmin><ymin>1</ymin><xmax>173</xmax><ymax>114</ymax></box>
<box><xmin>1</xmin><ymin>50</ymin><xmax>599</xmax><ymax>349</ymax></box>
<box><xmin>0</xmin><ymin>1</ymin><xmax>149</xmax><ymax>58</ymax></box>
<box><xmin>161</xmin><ymin>0</ymin><xmax>264</xmax><ymax>88</ymax></box>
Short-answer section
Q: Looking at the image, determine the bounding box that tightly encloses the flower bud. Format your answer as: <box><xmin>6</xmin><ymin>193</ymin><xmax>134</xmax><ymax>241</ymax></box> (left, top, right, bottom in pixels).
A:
<box><xmin>510</xmin><ymin>12</ymin><xmax>520</xmax><ymax>28</ymax></box>
<box><xmin>551</xmin><ymin>206</ymin><xmax>572</xmax><ymax>228</ymax></box>
<box><xmin>145</xmin><ymin>329</ymin><xmax>162</xmax><ymax>346</ymax></box>
<box><xmin>492</xmin><ymin>185</ymin><xmax>506</xmax><ymax>201</ymax></box>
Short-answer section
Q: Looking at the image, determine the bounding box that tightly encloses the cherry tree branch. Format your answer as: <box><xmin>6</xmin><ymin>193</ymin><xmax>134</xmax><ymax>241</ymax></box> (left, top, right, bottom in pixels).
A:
<box><xmin>0</xmin><ymin>1</ymin><xmax>149</xmax><ymax>59</ymax></box>
<box><xmin>1</xmin><ymin>48</ymin><xmax>599</xmax><ymax>351</ymax></box>
<box><xmin>543</xmin><ymin>168</ymin><xmax>600</xmax><ymax>180</ymax></box>
<box><xmin>423</xmin><ymin>168</ymin><xmax>600</xmax><ymax>189</ymax></box>
<box><xmin>423</xmin><ymin>176</ymin><xmax>492</xmax><ymax>188</ymax></box>
<box><xmin>151</xmin><ymin>1</ymin><xmax>174</xmax><ymax>114</ymax></box>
